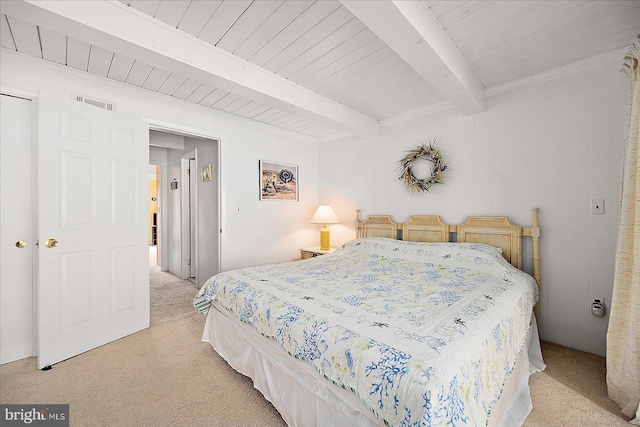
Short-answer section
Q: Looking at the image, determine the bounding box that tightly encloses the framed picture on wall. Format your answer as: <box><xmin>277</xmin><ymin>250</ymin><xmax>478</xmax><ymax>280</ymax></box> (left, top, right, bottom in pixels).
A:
<box><xmin>201</xmin><ymin>164</ymin><xmax>212</xmax><ymax>182</ymax></box>
<box><xmin>259</xmin><ymin>160</ymin><xmax>298</xmax><ymax>201</ymax></box>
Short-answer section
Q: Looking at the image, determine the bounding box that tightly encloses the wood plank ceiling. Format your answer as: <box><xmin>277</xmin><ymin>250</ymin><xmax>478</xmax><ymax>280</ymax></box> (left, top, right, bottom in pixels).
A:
<box><xmin>1</xmin><ymin>0</ymin><xmax>638</xmax><ymax>141</ymax></box>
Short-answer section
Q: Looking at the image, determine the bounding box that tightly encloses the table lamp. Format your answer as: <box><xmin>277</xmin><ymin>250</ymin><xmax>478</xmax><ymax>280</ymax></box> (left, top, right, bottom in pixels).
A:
<box><xmin>310</xmin><ymin>204</ymin><xmax>339</xmax><ymax>250</ymax></box>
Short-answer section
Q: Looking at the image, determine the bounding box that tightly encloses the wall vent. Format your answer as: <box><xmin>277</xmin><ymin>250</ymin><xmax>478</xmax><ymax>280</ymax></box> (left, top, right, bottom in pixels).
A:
<box><xmin>73</xmin><ymin>93</ymin><xmax>114</xmax><ymax>111</ymax></box>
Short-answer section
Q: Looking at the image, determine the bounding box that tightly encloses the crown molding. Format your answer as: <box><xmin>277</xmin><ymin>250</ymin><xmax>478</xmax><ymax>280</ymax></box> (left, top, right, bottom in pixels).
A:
<box><xmin>485</xmin><ymin>47</ymin><xmax>629</xmax><ymax>98</ymax></box>
<box><xmin>4</xmin><ymin>43</ymin><xmax>628</xmax><ymax>137</ymax></box>
<box><xmin>378</xmin><ymin>46</ymin><xmax>628</xmax><ymax>126</ymax></box>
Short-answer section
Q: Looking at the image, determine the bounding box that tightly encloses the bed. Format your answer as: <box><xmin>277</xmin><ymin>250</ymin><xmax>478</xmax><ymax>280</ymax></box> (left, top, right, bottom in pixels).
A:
<box><xmin>194</xmin><ymin>209</ymin><xmax>545</xmax><ymax>426</ymax></box>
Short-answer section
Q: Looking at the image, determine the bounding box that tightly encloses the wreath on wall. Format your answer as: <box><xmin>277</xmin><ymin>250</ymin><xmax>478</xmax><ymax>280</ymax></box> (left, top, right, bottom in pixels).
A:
<box><xmin>399</xmin><ymin>141</ymin><xmax>447</xmax><ymax>193</ymax></box>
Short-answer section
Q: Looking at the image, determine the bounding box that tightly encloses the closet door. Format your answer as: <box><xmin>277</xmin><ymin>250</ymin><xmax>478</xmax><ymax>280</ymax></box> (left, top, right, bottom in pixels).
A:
<box><xmin>0</xmin><ymin>94</ymin><xmax>33</xmax><ymax>364</ymax></box>
<box><xmin>37</xmin><ymin>93</ymin><xmax>149</xmax><ymax>369</ymax></box>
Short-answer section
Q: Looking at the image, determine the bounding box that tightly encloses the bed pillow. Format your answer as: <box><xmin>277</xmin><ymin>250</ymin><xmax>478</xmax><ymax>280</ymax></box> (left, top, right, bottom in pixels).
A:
<box><xmin>335</xmin><ymin>237</ymin><xmax>504</xmax><ymax>262</ymax></box>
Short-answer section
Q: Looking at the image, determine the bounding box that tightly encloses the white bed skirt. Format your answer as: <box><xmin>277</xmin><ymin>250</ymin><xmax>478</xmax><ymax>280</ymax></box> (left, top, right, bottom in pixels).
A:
<box><xmin>202</xmin><ymin>301</ymin><xmax>545</xmax><ymax>427</ymax></box>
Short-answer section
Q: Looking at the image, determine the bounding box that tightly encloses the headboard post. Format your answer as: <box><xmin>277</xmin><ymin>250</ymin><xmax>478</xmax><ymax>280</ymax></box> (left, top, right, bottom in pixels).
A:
<box><xmin>531</xmin><ymin>208</ymin><xmax>541</xmax><ymax>319</ymax></box>
<box><xmin>356</xmin><ymin>209</ymin><xmax>363</xmax><ymax>238</ymax></box>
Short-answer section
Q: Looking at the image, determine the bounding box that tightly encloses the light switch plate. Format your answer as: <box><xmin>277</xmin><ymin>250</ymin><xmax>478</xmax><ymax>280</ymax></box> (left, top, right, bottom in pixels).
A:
<box><xmin>591</xmin><ymin>199</ymin><xmax>604</xmax><ymax>215</ymax></box>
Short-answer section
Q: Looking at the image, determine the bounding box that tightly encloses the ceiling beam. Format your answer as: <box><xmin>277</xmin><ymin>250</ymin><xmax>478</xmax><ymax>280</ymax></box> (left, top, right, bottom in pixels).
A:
<box><xmin>341</xmin><ymin>0</ymin><xmax>485</xmax><ymax>115</ymax></box>
<box><xmin>1</xmin><ymin>0</ymin><xmax>380</xmax><ymax>138</ymax></box>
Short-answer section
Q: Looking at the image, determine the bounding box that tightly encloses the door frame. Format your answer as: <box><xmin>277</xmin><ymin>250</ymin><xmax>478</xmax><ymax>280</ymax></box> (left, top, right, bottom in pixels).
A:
<box><xmin>180</xmin><ymin>149</ymin><xmax>197</xmax><ymax>281</ymax></box>
<box><xmin>143</xmin><ymin>117</ymin><xmax>221</xmax><ymax>280</ymax></box>
<box><xmin>1</xmin><ymin>86</ymin><xmax>38</xmax><ymax>358</ymax></box>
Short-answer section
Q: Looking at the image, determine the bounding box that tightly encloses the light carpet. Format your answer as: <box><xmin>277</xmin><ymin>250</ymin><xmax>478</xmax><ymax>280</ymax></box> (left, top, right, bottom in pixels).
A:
<box><xmin>0</xmin><ymin>253</ymin><xmax>631</xmax><ymax>426</ymax></box>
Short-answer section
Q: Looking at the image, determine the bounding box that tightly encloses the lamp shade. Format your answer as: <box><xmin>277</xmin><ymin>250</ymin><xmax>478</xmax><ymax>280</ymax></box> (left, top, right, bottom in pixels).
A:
<box><xmin>310</xmin><ymin>204</ymin><xmax>339</xmax><ymax>224</ymax></box>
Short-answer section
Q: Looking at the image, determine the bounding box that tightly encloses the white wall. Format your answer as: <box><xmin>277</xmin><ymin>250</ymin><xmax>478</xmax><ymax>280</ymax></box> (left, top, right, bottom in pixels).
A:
<box><xmin>184</xmin><ymin>136</ymin><xmax>219</xmax><ymax>288</ymax></box>
<box><xmin>221</xmin><ymin>124</ymin><xmax>319</xmax><ymax>270</ymax></box>
<box><xmin>1</xmin><ymin>51</ymin><xmax>321</xmax><ymax>275</ymax></box>
<box><xmin>166</xmin><ymin>148</ymin><xmax>184</xmax><ymax>275</ymax></box>
<box><xmin>320</xmin><ymin>61</ymin><xmax>628</xmax><ymax>357</ymax></box>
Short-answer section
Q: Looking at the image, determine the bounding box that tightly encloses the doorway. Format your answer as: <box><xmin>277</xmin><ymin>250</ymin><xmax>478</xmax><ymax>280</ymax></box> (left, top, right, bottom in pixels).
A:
<box><xmin>188</xmin><ymin>157</ymin><xmax>197</xmax><ymax>282</ymax></box>
<box><xmin>182</xmin><ymin>152</ymin><xmax>198</xmax><ymax>283</ymax></box>
<box><xmin>148</xmin><ymin>128</ymin><xmax>220</xmax><ymax>290</ymax></box>
<box><xmin>0</xmin><ymin>93</ymin><xmax>34</xmax><ymax>364</ymax></box>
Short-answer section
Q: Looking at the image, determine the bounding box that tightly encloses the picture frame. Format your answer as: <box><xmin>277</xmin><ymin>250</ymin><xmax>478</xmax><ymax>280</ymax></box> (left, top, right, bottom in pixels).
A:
<box><xmin>201</xmin><ymin>164</ymin><xmax>212</xmax><ymax>182</ymax></box>
<box><xmin>259</xmin><ymin>160</ymin><xmax>298</xmax><ymax>201</ymax></box>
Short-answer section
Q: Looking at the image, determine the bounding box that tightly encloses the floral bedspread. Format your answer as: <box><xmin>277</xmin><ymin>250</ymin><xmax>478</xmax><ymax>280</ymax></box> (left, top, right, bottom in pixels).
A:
<box><xmin>194</xmin><ymin>238</ymin><xmax>538</xmax><ymax>426</ymax></box>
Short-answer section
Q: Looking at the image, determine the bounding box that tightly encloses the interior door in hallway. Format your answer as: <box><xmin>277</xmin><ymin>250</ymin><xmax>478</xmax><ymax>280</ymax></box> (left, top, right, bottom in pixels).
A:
<box><xmin>37</xmin><ymin>93</ymin><xmax>149</xmax><ymax>369</ymax></box>
<box><xmin>189</xmin><ymin>158</ymin><xmax>197</xmax><ymax>280</ymax></box>
<box><xmin>0</xmin><ymin>94</ymin><xmax>33</xmax><ymax>364</ymax></box>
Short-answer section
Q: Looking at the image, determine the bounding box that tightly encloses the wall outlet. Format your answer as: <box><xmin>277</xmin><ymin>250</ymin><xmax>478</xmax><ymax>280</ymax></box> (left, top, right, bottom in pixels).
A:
<box><xmin>591</xmin><ymin>297</ymin><xmax>605</xmax><ymax>317</ymax></box>
<box><xmin>591</xmin><ymin>199</ymin><xmax>604</xmax><ymax>215</ymax></box>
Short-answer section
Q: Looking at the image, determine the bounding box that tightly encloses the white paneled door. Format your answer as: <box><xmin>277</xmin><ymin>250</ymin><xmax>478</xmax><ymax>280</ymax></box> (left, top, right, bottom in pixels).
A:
<box><xmin>37</xmin><ymin>94</ymin><xmax>149</xmax><ymax>369</ymax></box>
<box><xmin>0</xmin><ymin>94</ymin><xmax>33</xmax><ymax>364</ymax></box>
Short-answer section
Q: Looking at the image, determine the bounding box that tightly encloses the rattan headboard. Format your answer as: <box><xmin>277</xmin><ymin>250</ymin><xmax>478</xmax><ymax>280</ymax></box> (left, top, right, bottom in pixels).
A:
<box><xmin>356</xmin><ymin>208</ymin><xmax>541</xmax><ymax>315</ymax></box>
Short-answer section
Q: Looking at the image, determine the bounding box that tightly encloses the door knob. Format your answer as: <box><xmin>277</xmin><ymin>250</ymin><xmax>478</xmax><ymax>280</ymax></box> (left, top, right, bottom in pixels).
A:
<box><xmin>15</xmin><ymin>240</ymin><xmax>27</xmax><ymax>248</ymax></box>
<box><xmin>44</xmin><ymin>238</ymin><xmax>59</xmax><ymax>248</ymax></box>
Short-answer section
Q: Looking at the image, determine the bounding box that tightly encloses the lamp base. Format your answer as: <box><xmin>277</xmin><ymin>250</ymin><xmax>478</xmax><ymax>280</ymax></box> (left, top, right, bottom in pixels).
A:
<box><xmin>319</xmin><ymin>225</ymin><xmax>330</xmax><ymax>251</ymax></box>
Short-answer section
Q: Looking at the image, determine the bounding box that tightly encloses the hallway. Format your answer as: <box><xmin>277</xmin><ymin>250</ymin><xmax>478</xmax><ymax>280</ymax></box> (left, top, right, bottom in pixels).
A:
<box><xmin>149</xmin><ymin>246</ymin><xmax>198</xmax><ymax>326</ymax></box>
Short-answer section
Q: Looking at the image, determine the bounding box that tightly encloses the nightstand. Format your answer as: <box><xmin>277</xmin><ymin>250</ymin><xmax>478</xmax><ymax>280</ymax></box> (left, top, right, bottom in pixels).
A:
<box><xmin>300</xmin><ymin>246</ymin><xmax>336</xmax><ymax>260</ymax></box>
